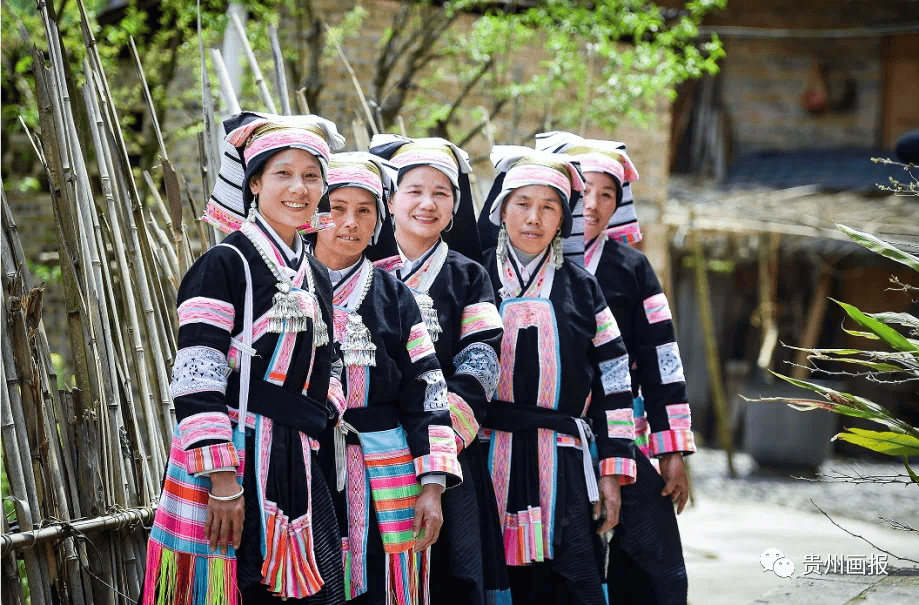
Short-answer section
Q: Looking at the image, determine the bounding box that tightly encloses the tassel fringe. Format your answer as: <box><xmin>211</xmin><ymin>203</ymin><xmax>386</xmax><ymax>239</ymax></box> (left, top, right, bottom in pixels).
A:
<box><xmin>385</xmin><ymin>548</ymin><xmax>430</xmax><ymax>605</ymax></box>
<box><xmin>142</xmin><ymin>541</ymin><xmax>239</xmax><ymax>605</ymax></box>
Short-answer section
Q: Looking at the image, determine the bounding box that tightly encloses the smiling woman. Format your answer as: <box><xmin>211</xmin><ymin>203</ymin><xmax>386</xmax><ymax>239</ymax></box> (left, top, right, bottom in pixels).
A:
<box><xmin>311</xmin><ymin>152</ymin><xmax>462</xmax><ymax>605</ymax></box>
<box><xmin>476</xmin><ymin>147</ymin><xmax>640</xmax><ymax>605</ymax></box>
<box><xmin>249</xmin><ymin>149</ymin><xmax>325</xmax><ymax>247</ymax></box>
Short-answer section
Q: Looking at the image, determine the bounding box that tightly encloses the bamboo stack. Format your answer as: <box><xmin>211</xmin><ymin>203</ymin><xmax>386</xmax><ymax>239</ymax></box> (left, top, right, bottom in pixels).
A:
<box><xmin>1</xmin><ymin>1</ymin><xmax>313</xmax><ymax>602</ymax></box>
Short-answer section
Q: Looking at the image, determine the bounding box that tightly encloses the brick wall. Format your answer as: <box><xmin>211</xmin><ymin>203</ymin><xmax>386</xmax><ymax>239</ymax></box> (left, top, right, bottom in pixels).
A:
<box><xmin>721</xmin><ymin>36</ymin><xmax>883</xmax><ymax>155</ymax></box>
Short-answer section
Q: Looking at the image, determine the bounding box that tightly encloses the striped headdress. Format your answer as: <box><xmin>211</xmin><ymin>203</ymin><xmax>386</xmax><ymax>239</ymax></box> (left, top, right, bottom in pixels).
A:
<box><xmin>478</xmin><ymin>146</ymin><xmax>587</xmax><ymax>265</ymax></box>
<box><xmin>324</xmin><ymin>152</ymin><xmax>396</xmax><ymax>245</ymax></box>
<box><xmin>535</xmin><ymin>131</ymin><xmax>642</xmax><ymax>245</ymax></box>
<box><xmin>368</xmin><ymin>134</ymin><xmax>483</xmax><ymax>263</ymax></box>
<box><xmin>203</xmin><ymin>112</ymin><xmax>346</xmax><ymax>234</ymax></box>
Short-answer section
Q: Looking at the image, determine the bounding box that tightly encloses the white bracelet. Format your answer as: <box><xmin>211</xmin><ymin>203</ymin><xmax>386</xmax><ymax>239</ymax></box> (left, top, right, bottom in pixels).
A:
<box><xmin>208</xmin><ymin>486</ymin><xmax>244</xmax><ymax>502</ymax></box>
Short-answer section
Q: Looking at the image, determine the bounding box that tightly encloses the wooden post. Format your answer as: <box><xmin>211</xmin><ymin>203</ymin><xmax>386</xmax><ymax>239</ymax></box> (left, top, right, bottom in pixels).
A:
<box><xmin>756</xmin><ymin>232</ymin><xmax>781</xmax><ymax>374</ymax></box>
<box><xmin>690</xmin><ymin>229</ymin><xmax>736</xmax><ymax>477</ymax></box>
<box><xmin>792</xmin><ymin>263</ymin><xmax>833</xmax><ymax>380</ymax></box>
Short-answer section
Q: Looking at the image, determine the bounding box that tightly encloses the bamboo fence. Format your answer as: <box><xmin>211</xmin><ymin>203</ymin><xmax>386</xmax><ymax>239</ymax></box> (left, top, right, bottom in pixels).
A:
<box><xmin>0</xmin><ymin>1</ymin><xmax>297</xmax><ymax>602</ymax></box>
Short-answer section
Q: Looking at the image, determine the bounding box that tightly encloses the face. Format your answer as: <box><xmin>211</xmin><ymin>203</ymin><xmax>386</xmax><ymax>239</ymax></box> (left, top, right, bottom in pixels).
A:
<box><xmin>249</xmin><ymin>148</ymin><xmax>324</xmax><ymax>245</ymax></box>
<box><xmin>315</xmin><ymin>187</ymin><xmax>378</xmax><ymax>270</ymax></box>
<box><xmin>583</xmin><ymin>171</ymin><xmax>619</xmax><ymax>241</ymax></box>
<box><xmin>389</xmin><ymin>166</ymin><xmax>454</xmax><ymax>247</ymax></box>
<box><xmin>501</xmin><ymin>185</ymin><xmax>564</xmax><ymax>256</ymax></box>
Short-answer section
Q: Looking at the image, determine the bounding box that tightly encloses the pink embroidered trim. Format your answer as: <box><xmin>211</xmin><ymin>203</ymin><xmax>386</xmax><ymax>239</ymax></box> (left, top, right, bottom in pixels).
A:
<box><xmin>607</xmin><ymin>223</ymin><xmax>642</xmax><ymax>245</ymax></box>
<box><xmin>407</xmin><ymin>323</ymin><xmax>435</xmax><ymax>363</ymax></box>
<box><xmin>447</xmin><ymin>393</ymin><xmax>479</xmax><ymax>449</ymax></box>
<box><xmin>593</xmin><ymin>308</ymin><xmax>621</xmax><ymax>347</ymax></box>
<box><xmin>176</xmin><ymin>412</ymin><xmax>233</xmax><ymax>450</ymax></box>
<box><xmin>505</xmin><ymin>164</ymin><xmax>571</xmax><ymax>200</ymax></box>
<box><xmin>577</xmin><ymin>150</ymin><xmax>638</xmax><ymax>184</ymax></box>
<box><xmin>460</xmin><ymin>302</ymin><xmax>503</xmax><ymax>340</ymax></box>
<box><xmin>598</xmin><ymin>457</ymin><xmax>637</xmax><ymax>485</ymax></box>
<box><xmin>643</xmin><ymin>293</ymin><xmax>672</xmax><ymax>324</ymax></box>
<box><xmin>328</xmin><ymin>377</ymin><xmax>346</xmax><ymax>416</ymax></box>
<box><xmin>665</xmin><ymin>403</ymin><xmax>692</xmax><ymax>430</ymax></box>
<box><xmin>203</xmin><ymin>201</ymin><xmax>244</xmax><ymax>235</ymax></box>
<box><xmin>244</xmin><ymin>131</ymin><xmax>330</xmax><ymax>165</ymax></box>
<box><xmin>650</xmin><ymin>429</ymin><xmax>696</xmax><ymax>456</ymax></box>
<box><xmin>372</xmin><ymin>256</ymin><xmax>404</xmax><ymax>273</ymax></box>
<box><xmin>186</xmin><ymin>441</ymin><xmax>240</xmax><ymax>475</ymax></box>
<box><xmin>606</xmin><ymin>408</ymin><xmax>635</xmax><ymax>440</ymax></box>
<box><xmin>328</xmin><ymin>166</ymin><xmax>383</xmax><ymax>197</ymax></box>
<box><xmin>178</xmin><ymin>297</ymin><xmax>235</xmax><ymax>332</ymax></box>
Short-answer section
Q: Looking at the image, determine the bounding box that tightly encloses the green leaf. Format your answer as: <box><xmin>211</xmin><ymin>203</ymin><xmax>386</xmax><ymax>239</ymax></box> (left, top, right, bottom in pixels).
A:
<box><xmin>904</xmin><ymin>457</ymin><xmax>919</xmax><ymax>486</ymax></box>
<box><xmin>834</xmin><ymin>428</ymin><xmax>919</xmax><ymax>457</ymax></box>
<box><xmin>838</xmin><ymin>224</ymin><xmax>919</xmax><ymax>272</ymax></box>
<box><xmin>841</xmin><ymin>325</ymin><xmax>880</xmax><ymax>340</ymax></box>
<box><xmin>870</xmin><ymin>312</ymin><xmax>919</xmax><ymax>331</ymax></box>
<box><xmin>833</xmin><ymin>299</ymin><xmax>919</xmax><ymax>353</ymax></box>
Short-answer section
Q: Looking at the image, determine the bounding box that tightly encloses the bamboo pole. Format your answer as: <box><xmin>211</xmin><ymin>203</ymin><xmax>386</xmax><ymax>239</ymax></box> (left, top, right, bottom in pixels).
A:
<box><xmin>197</xmin><ymin>0</ymin><xmax>219</xmax><ymax>195</ymax></box>
<box><xmin>83</xmin><ymin>80</ymin><xmax>165</xmax><ymax>487</ymax></box>
<box><xmin>756</xmin><ymin>232</ymin><xmax>781</xmax><ymax>373</ymax></box>
<box><xmin>211</xmin><ymin>48</ymin><xmax>243</xmax><ymax>114</ymax></box>
<box><xmin>325</xmin><ymin>22</ymin><xmax>379</xmax><ymax>135</ymax></box>
<box><xmin>269</xmin><ymin>24</ymin><xmax>291</xmax><ymax>115</ymax></box>
<box><xmin>0</xmin><ymin>308</ymin><xmax>50</xmax><ymax>605</ymax></box>
<box><xmin>230</xmin><ymin>11</ymin><xmax>278</xmax><ymax>113</ymax></box>
<box><xmin>1</xmin><ymin>507</ymin><xmax>157</xmax><ymax>555</ymax></box>
<box><xmin>792</xmin><ymin>264</ymin><xmax>833</xmax><ymax>380</ymax></box>
<box><xmin>296</xmin><ymin>88</ymin><xmax>310</xmax><ymax>114</ymax></box>
<box><xmin>690</xmin><ymin>230</ymin><xmax>736</xmax><ymax>477</ymax></box>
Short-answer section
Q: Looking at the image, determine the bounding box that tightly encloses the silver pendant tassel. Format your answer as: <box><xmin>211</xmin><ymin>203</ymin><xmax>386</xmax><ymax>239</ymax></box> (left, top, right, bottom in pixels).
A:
<box><xmin>414</xmin><ymin>292</ymin><xmax>442</xmax><ymax>342</ymax></box>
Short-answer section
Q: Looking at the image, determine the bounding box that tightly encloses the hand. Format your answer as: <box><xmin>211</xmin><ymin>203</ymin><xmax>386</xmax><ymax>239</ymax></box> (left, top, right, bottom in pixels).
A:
<box><xmin>412</xmin><ymin>483</ymin><xmax>444</xmax><ymax>552</ymax></box>
<box><xmin>659</xmin><ymin>453</ymin><xmax>690</xmax><ymax>514</ymax></box>
<box><xmin>594</xmin><ymin>475</ymin><xmax>621</xmax><ymax>534</ymax></box>
<box><xmin>205</xmin><ymin>470</ymin><xmax>244</xmax><ymax>554</ymax></box>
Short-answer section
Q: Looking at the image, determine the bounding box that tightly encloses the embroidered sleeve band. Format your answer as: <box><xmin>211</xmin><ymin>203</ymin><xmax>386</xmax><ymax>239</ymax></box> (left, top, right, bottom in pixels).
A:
<box><xmin>453</xmin><ymin>342</ymin><xmax>500</xmax><ymax>399</ymax></box>
<box><xmin>187</xmin><ymin>441</ymin><xmax>240</xmax><ymax>475</ymax></box>
<box><xmin>643</xmin><ymin>293</ymin><xmax>672</xmax><ymax>324</ymax></box>
<box><xmin>414</xmin><ymin>425</ymin><xmax>463</xmax><ymax>482</ymax></box>
<box><xmin>650</xmin><ymin>429</ymin><xmax>696</xmax><ymax>456</ymax></box>
<box><xmin>593</xmin><ymin>308</ymin><xmax>622</xmax><ymax>347</ymax></box>
<box><xmin>178</xmin><ymin>296</ymin><xmax>235</xmax><ymax>331</ymax></box>
<box><xmin>419</xmin><ymin>370</ymin><xmax>449</xmax><ymax>411</ymax></box>
<box><xmin>599</xmin><ymin>354</ymin><xmax>631</xmax><ymax>396</ymax></box>
<box><xmin>656</xmin><ymin>342</ymin><xmax>686</xmax><ymax>385</ymax></box>
<box><xmin>448</xmin><ymin>393</ymin><xmax>480</xmax><ymax>449</ymax></box>
<box><xmin>170</xmin><ymin>346</ymin><xmax>232</xmax><ymax>398</ymax></box>
<box><xmin>606</xmin><ymin>408</ymin><xmax>635</xmax><ymax>440</ymax></box>
<box><xmin>459</xmin><ymin>302</ymin><xmax>503</xmax><ymax>340</ymax></box>
<box><xmin>328</xmin><ymin>376</ymin><xmax>346</xmax><ymax>417</ymax></box>
<box><xmin>598</xmin><ymin>457</ymin><xmax>637</xmax><ymax>485</ymax></box>
<box><xmin>176</xmin><ymin>411</ymin><xmax>233</xmax><ymax>450</ymax></box>
<box><xmin>407</xmin><ymin>322</ymin><xmax>436</xmax><ymax>363</ymax></box>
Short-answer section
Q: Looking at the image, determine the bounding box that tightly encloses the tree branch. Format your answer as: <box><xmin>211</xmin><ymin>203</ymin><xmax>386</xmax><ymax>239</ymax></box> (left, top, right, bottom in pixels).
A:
<box><xmin>429</xmin><ymin>57</ymin><xmax>494</xmax><ymax>137</ymax></box>
<box><xmin>811</xmin><ymin>499</ymin><xmax>919</xmax><ymax>565</ymax></box>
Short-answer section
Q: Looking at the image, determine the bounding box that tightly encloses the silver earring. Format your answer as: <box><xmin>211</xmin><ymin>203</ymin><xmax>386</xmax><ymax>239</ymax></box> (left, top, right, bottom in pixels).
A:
<box><xmin>310</xmin><ymin>209</ymin><xmax>320</xmax><ymax>229</ymax></box>
<box><xmin>496</xmin><ymin>222</ymin><xmax>509</xmax><ymax>262</ymax></box>
<box><xmin>552</xmin><ymin>230</ymin><xmax>563</xmax><ymax>268</ymax></box>
<box><xmin>444</xmin><ymin>218</ymin><xmax>454</xmax><ymax>233</ymax></box>
<box><xmin>247</xmin><ymin>195</ymin><xmax>259</xmax><ymax>222</ymax></box>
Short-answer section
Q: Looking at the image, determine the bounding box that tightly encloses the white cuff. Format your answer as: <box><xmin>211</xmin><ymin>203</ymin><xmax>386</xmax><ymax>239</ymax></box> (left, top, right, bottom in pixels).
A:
<box><xmin>420</xmin><ymin>474</ymin><xmax>447</xmax><ymax>489</ymax></box>
<box><xmin>192</xmin><ymin>465</ymin><xmax>236</xmax><ymax>478</ymax></box>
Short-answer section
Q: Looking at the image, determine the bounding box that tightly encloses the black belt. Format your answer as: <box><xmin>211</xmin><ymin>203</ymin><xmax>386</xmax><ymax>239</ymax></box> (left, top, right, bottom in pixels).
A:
<box><xmin>226</xmin><ymin>373</ymin><xmax>332</xmax><ymax>440</ymax></box>
<box><xmin>340</xmin><ymin>404</ymin><xmax>399</xmax><ymax>445</ymax></box>
<box><xmin>485</xmin><ymin>400</ymin><xmax>592</xmax><ymax>437</ymax></box>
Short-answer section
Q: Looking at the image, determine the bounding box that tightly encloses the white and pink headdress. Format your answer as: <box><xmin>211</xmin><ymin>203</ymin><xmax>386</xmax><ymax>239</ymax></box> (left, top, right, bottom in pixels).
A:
<box><xmin>324</xmin><ymin>152</ymin><xmax>396</xmax><ymax>245</ymax></box>
<box><xmin>535</xmin><ymin>131</ymin><xmax>642</xmax><ymax>245</ymax></box>
<box><xmin>203</xmin><ymin>112</ymin><xmax>346</xmax><ymax>234</ymax></box>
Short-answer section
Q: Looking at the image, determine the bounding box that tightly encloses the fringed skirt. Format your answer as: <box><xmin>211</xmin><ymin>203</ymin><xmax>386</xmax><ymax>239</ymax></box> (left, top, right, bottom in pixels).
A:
<box><xmin>143</xmin><ymin>420</ymin><xmax>344</xmax><ymax>605</ymax></box>
<box><xmin>429</xmin><ymin>439</ymin><xmax>510</xmax><ymax>605</ymax></box>
<box><xmin>501</xmin><ymin>443</ymin><xmax>607</xmax><ymax>605</ymax></box>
